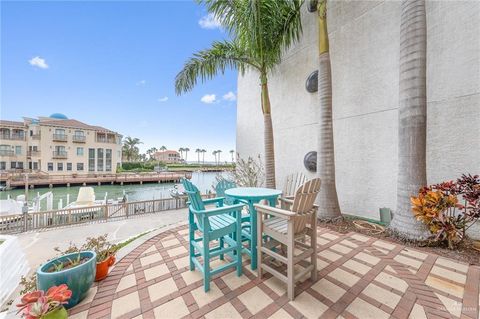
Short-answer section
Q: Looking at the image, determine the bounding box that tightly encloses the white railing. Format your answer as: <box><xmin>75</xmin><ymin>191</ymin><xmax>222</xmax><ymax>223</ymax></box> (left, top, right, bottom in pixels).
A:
<box><xmin>0</xmin><ymin>195</ymin><xmax>209</xmax><ymax>234</ymax></box>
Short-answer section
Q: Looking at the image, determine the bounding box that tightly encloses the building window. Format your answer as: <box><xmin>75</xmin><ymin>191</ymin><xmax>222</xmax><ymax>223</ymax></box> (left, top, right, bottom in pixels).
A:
<box><xmin>57</xmin><ymin>163</ymin><xmax>63</xmax><ymax>171</ymax></box>
<box><xmin>15</xmin><ymin>146</ymin><xmax>22</xmax><ymax>155</ymax></box>
<box><xmin>55</xmin><ymin>128</ymin><xmax>65</xmax><ymax>135</ymax></box>
<box><xmin>74</xmin><ymin>130</ymin><xmax>84</xmax><ymax>136</ymax></box>
<box><xmin>77</xmin><ymin>163</ymin><xmax>84</xmax><ymax>171</ymax></box>
<box><xmin>77</xmin><ymin>147</ymin><xmax>84</xmax><ymax>156</ymax></box>
<box><xmin>33</xmin><ymin>162</ymin><xmax>38</xmax><ymax>170</ymax></box>
<box><xmin>0</xmin><ymin>162</ymin><xmax>6</xmax><ymax>170</ymax></box>
<box><xmin>48</xmin><ymin>162</ymin><xmax>53</xmax><ymax>171</ymax></box>
<box><xmin>97</xmin><ymin>148</ymin><xmax>104</xmax><ymax>171</ymax></box>
<box><xmin>11</xmin><ymin>162</ymin><xmax>16</xmax><ymax>169</ymax></box>
<box><xmin>105</xmin><ymin>149</ymin><xmax>112</xmax><ymax>172</ymax></box>
<box><xmin>88</xmin><ymin>148</ymin><xmax>95</xmax><ymax>171</ymax></box>
<box><xmin>67</xmin><ymin>163</ymin><xmax>72</xmax><ymax>171</ymax></box>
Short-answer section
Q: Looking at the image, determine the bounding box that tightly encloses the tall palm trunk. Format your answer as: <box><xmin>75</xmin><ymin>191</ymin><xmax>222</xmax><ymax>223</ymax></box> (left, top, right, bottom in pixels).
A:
<box><xmin>316</xmin><ymin>2</ymin><xmax>341</xmax><ymax>219</ymax></box>
<box><xmin>261</xmin><ymin>73</ymin><xmax>276</xmax><ymax>189</ymax></box>
<box><xmin>389</xmin><ymin>0</ymin><xmax>429</xmax><ymax>239</ymax></box>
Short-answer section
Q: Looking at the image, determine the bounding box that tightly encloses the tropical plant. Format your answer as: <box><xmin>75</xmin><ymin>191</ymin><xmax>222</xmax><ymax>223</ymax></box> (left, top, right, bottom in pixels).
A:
<box><xmin>178</xmin><ymin>148</ymin><xmax>185</xmax><ymax>160</ymax></box>
<box><xmin>175</xmin><ymin>0</ymin><xmax>303</xmax><ymax>188</ymax></box>
<box><xmin>184</xmin><ymin>147</ymin><xmax>190</xmax><ymax>162</ymax></box>
<box><xmin>228</xmin><ymin>154</ymin><xmax>264</xmax><ymax>187</ymax></box>
<box><xmin>230</xmin><ymin>149</ymin><xmax>235</xmax><ymax>162</ymax></box>
<box><xmin>17</xmin><ymin>284</ymin><xmax>72</xmax><ymax>319</ymax></box>
<box><xmin>146</xmin><ymin>147</ymin><xmax>158</xmax><ymax>161</ymax></box>
<box><xmin>411</xmin><ymin>174</ymin><xmax>480</xmax><ymax>249</ymax></box>
<box><xmin>216</xmin><ymin>150</ymin><xmax>222</xmax><ymax>164</ymax></box>
<box><xmin>212</xmin><ymin>150</ymin><xmax>218</xmax><ymax>165</ymax></box>
<box><xmin>122</xmin><ymin>137</ymin><xmax>142</xmax><ymax>162</ymax></box>
<box><xmin>54</xmin><ymin>234</ymin><xmax>118</xmax><ymax>263</ymax></box>
<box><xmin>202</xmin><ymin>149</ymin><xmax>207</xmax><ymax>165</ymax></box>
<box><xmin>160</xmin><ymin>146</ymin><xmax>167</xmax><ymax>151</ymax></box>
<box><xmin>389</xmin><ymin>0</ymin><xmax>428</xmax><ymax>239</ymax></box>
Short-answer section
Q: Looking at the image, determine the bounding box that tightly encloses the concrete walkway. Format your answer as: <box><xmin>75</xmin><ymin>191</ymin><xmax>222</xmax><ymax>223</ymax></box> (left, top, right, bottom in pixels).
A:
<box><xmin>69</xmin><ymin>224</ymin><xmax>480</xmax><ymax>319</ymax></box>
<box><xmin>17</xmin><ymin>208</ymin><xmax>188</xmax><ymax>269</ymax></box>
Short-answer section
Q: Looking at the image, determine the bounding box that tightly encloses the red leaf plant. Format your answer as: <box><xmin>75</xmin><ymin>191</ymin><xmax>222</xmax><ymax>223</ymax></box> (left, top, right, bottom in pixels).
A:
<box><xmin>411</xmin><ymin>174</ymin><xmax>480</xmax><ymax>249</ymax></box>
<box><xmin>17</xmin><ymin>284</ymin><xmax>72</xmax><ymax>319</ymax></box>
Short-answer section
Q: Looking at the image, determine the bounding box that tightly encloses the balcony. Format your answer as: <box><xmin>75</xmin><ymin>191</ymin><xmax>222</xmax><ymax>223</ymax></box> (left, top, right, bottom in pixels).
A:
<box><xmin>96</xmin><ymin>137</ymin><xmax>116</xmax><ymax>144</ymax></box>
<box><xmin>31</xmin><ymin>133</ymin><xmax>41</xmax><ymax>140</ymax></box>
<box><xmin>72</xmin><ymin>135</ymin><xmax>86</xmax><ymax>143</ymax></box>
<box><xmin>27</xmin><ymin>150</ymin><xmax>41</xmax><ymax>157</ymax></box>
<box><xmin>52</xmin><ymin>151</ymin><xmax>68</xmax><ymax>159</ymax></box>
<box><xmin>0</xmin><ymin>150</ymin><xmax>15</xmax><ymax>156</ymax></box>
<box><xmin>0</xmin><ymin>134</ymin><xmax>25</xmax><ymax>141</ymax></box>
<box><xmin>52</xmin><ymin>134</ymin><xmax>68</xmax><ymax>142</ymax></box>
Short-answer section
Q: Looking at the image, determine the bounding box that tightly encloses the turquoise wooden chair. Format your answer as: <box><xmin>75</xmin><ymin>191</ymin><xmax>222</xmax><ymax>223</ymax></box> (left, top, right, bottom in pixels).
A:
<box><xmin>182</xmin><ymin>179</ymin><xmax>245</xmax><ymax>292</ymax></box>
<box><xmin>214</xmin><ymin>179</ymin><xmax>237</xmax><ymax>205</ymax></box>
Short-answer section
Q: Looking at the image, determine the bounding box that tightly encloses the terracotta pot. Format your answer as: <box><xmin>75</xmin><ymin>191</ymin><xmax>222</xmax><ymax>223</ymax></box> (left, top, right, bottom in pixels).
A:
<box><xmin>95</xmin><ymin>255</ymin><xmax>115</xmax><ymax>282</ymax></box>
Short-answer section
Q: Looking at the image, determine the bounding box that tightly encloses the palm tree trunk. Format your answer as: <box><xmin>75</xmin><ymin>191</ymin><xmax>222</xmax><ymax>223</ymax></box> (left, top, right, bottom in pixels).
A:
<box><xmin>316</xmin><ymin>5</ymin><xmax>341</xmax><ymax>219</ymax></box>
<box><xmin>389</xmin><ymin>0</ymin><xmax>429</xmax><ymax>239</ymax></box>
<box><xmin>261</xmin><ymin>73</ymin><xmax>276</xmax><ymax>189</ymax></box>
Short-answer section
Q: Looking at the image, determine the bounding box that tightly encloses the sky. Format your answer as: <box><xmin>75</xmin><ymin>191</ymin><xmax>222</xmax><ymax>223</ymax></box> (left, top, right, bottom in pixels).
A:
<box><xmin>0</xmin><ymin>0</ymin><xmax>238</xmax><ymax>162</ymax></box>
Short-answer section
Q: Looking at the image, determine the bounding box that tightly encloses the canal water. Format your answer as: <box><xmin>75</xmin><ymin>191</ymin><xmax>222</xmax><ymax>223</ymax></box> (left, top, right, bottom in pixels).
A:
<box><xmin>0</xmin><ymin>172</ymin><xmax>222</xmax><ymax>211</ymax></box>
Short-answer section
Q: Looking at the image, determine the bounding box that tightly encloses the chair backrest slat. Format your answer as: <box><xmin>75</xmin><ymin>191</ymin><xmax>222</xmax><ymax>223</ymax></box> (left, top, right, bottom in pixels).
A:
<box><xmin>283</xmin><ymin>172</ymin><xmax>307</xmax><ymax>198</ymax></box>
<box><xmin>291</xmin><ymin>178</ymin><xmax>321</xmax><ymax>214</ymax></box>
<box><xmin>182</xmin><ymin>179</ymin><xmax>206</xmax><ymax>229</ymax></box>
<box><xmin>215</xmin><ymin>179</ymin><xmax>236</xmax><ymax>204</ymax></box>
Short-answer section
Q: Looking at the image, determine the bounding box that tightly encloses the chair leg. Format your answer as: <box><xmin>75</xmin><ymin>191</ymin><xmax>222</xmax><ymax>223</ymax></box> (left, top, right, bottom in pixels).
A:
<box><xmin>188</xmin><ymin>213</ymin><xmax>195</xmax><ymax>271</ymax></box>
<box><xmin>219</xmin><ymin>237</ymin><xmax>224</xmax><ymax>261</ymax></box>
<box><xmin>203</xmin><ymin>233</ymin><xmax>210</xmax><ymax>292</ymax></box>
<box><xmin>257</xmin><ymin>213</ymin><xmax>263</xmax><ymax>279</ymax></box>
<box><xmin>236</xmin><ymin>218</ymin><xmax>243</xmax><ymax>277</ymax></box>
<box><xmin>287</xmin><ymin>221</ymin><xmax>295</xmax><ymax>300</ymax></box>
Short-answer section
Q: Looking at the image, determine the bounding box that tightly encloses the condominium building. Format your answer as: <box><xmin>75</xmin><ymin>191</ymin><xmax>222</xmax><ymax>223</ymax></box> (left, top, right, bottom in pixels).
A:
<box><xmin>153</xmin><ymin>150</ymin><xmax>182</xmax><ymax>164</ymax></box>
<box><xmin>0</xmin><ymin>113</ymin><xmax>123</xmax><ymax>175</ymax></box>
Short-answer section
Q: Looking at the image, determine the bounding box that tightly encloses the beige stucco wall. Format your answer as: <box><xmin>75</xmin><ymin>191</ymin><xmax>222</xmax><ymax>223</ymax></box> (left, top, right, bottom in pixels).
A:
<box><xmin>236</xmin><ymin>0</ymin><xmax>480</xmax><ymax>220</ymax></box>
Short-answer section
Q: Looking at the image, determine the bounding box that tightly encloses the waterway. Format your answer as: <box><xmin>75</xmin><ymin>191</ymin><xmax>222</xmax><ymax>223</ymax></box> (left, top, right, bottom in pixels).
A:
<box><xmin>0</xmin><ymin>172</ymin><xmax>221</xmax><ymax>211</ymax></box>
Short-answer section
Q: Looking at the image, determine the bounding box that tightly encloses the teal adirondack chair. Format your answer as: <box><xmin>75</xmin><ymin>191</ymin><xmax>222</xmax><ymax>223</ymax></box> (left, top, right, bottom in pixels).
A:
<box><xmin>214</xmin><ymin>179</ymin><xmax>237</xmax><ymax>205</ymax></box>
<box><xmin>181</xmin><ymin>179</ymin><xmax>244</xmax><ymax>292</ymax></box>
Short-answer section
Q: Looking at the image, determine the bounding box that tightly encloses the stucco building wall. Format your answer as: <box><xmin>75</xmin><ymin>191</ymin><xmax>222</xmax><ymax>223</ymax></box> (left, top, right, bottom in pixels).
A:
<box><xmin>236</xmin><ymin>0</ymin><xmax>480</xmax><ymax>220</ymax></box>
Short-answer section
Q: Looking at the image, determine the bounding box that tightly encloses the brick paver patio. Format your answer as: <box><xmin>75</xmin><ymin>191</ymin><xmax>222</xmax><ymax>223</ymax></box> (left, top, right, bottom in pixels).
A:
<box><xmin>69</xmin><ymin>224</ymin><xmax>480</xmax><ymax>319</ymax></box>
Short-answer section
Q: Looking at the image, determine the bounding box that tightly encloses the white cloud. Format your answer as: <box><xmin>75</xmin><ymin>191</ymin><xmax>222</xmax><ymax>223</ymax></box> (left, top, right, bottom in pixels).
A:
<box><xmin>201</xmin><ymin>94</ymin><xmax>216</xmax><ymax>104</ymax></box>
<box><xmin>198</xmin><ymin>13</ymin><xmax>222</xmax><ymax>29</ymax></box>
<box><xmin>157</xmin><ymin>96</ymin><xmax>168</xmax><ymax>102</ymax></box>
<box><xmin>29</xmin><ymin>56</ymin><xmax>48</xmax><ymax>69</ymax></box>
<box><xmin>223</xmin><ymin>91</ymin><xmax>236</xmax><ymax>101</ymax></box>
<box><xmin>136</xmin><ymin>80</ymin><xmax>146</xmax><ymax>86</ymax></box>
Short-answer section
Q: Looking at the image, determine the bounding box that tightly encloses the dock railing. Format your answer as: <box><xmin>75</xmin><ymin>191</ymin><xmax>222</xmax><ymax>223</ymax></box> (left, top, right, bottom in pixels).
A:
<box><xmin>0</xmin><ymin>194</ymin><xmax>212</xmax><ymax>234</ymax></box>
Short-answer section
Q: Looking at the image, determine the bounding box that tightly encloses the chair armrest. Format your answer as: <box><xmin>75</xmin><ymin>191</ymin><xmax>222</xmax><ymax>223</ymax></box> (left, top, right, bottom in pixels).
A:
<box><xmin>254</xmin><ymin>203</ymin><xmax>295</xmax><ymax>219</ymax></box>
<box><xmin>202</xmin><ymin>197</ymin><xmax>225</xmax><ymax>205</ymax></box>
<box><xmin>191</xmin><ymin>203</ymin><xmax>245</xmax><ymax>217</ymax></box>
<box><xmin>278</xmin><ymin>197</ymin><xmax>294</xmax><ymax>204</ymax></box>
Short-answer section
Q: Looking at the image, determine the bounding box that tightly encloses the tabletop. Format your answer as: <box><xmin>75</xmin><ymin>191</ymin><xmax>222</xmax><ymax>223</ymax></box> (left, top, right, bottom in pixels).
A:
<box><xmin>225</xmin><ymin>187</ymin><xmax>282</xmax><ymax>200</ymax></box>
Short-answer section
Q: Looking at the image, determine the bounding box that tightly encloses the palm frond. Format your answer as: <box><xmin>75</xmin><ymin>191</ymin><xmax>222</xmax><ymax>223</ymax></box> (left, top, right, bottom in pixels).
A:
<box><xmin>175</xmin><ymin>40</ymin><xmax>257</xmax><ymax>95</ymax></box>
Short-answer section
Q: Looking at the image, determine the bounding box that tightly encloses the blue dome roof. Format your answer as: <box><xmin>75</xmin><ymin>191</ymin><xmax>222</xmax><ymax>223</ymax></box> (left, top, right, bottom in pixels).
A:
<box><xmin>49</xmin><ymin>113</ymin><xmax>68</xmax><ymax>119</ymax></box>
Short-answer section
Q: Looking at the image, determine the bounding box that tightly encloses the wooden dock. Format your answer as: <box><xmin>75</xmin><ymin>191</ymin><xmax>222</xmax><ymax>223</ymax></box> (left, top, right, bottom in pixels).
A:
<box><xmin>0</xmin><ymin>171</ymin><xmax>192</xmax><ymax>189</ymax></box>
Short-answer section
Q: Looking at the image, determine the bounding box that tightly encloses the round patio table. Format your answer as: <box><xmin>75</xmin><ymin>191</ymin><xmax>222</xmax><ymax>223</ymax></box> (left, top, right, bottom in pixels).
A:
<box><xmin>225</xmin><ymin>187</ymin><xmax>282</xmax><ymax>270</ymax></box>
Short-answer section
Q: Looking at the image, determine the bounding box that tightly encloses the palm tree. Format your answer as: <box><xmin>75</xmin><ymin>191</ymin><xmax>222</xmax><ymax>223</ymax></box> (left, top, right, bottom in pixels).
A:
<box><xmin>178</xmin><ymin>147</ymin><xmax>185</xmax><ymax>160</ymax></box>
<box><xmin>146</xmin><ymin>147</ymin><xmax>158</xmax><ymax>161</ymax></box>
<box><xmin>389</xmin><ymin>0</ymin><xmax>429</xmax><ymax>240</ymax></box>
<box><xmin>175</xmin><ymin>0</ymin><xmax>303</xmax><ymax>189</ymax></box>
<box><xmin>122</xmin><ymin>137</ymin><xmax>142</xmax><ymax>162</ymax></box>
<box><xmin>195</xmin><ymin>148</ymin><xmax>202</xmax><ymax>164</ymax></box>
<box><xmin>184</xmin><ymin>147</ymin><xmax>190</xmax><ymax>163</ymax></box>
<box><xmin>212</xmin><ymin>150</ymin><xmax>218</xmax><ymax>166</ymax></box>
<box><xmin>230</xmin><ymin>150</ymin><xmax>235</xmax><ymax>162</ymax></box>
<box><xmin>308</xmin><ymin>0</ymin><xmax>341</xmax><ymax>219</ymax></box>
<box><xmin>216</xmin><ymin>150</ymin><xmax>222</xmax><ymax>165</ymax></box>
<box><xmin>202</xmin><ymin>149</ymin><xmax>207</xmax><ymax>165</ymax></box>
<box><xmin>160</xmin><ymin>146</ymin><xmax>167</xmax><ymax>151</ymax></box>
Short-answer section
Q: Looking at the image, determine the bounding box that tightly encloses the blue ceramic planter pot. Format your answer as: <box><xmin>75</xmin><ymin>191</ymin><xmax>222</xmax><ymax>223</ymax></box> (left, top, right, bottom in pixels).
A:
<box><xmin>37</xmin><ymin>251</ymin><xmax>96</xmax><ymax>308</ymax></box>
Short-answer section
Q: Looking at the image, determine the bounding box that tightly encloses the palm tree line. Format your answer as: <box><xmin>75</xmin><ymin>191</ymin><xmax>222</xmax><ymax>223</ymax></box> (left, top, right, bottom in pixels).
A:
<box><xmin>176</xmin><ymin>0</ymin><xmax>430</xmax><ymax>241</ymax></box>
<box><xmin>122</xmin><ymin>137</ymin><xmax>234</xmax><ymax>165</ymax></box>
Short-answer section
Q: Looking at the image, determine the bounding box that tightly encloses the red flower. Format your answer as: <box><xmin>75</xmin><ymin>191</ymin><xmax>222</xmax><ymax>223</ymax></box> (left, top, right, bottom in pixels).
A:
<box><xmin>46</xmin><ymin>284</ymin><xmax>72</xmax><ymax>304</ymax></box>
<box><xmin>16</xmin><ymin>291</ymin><xmax>44</xmax><ymax>308</ymax></box>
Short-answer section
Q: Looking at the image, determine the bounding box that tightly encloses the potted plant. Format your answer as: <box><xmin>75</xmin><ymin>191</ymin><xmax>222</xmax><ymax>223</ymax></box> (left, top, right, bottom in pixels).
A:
<box><xmin>17</xmin><ymin>284</ymin><xmax>72</xmax><ymax>319</ymax></box>
<box><xmin>81</xmin><ymin>235</ymin><xmax>118</xmax><ymax>281</ymax></box>
<box><xmin>36</xmin><ymin>251</ymin><xmax>96</xmax><ymax>308</ymax></box>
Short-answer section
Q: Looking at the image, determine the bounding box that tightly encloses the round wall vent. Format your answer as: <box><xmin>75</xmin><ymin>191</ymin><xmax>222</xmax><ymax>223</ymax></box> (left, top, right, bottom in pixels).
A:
<box><xmin>307</xmin><ymin>0</ymin><xmax>318</xmax><ymax>12</ymax></box>
<box><xmin>306</xmin><ymin>70</ymin><xmax>318</xmax><ymax>93</ymax></box>
<box><xmin>304</xmin><ymin>151</ymin><xmax>317</xmax><ymax>172</ymax></box>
